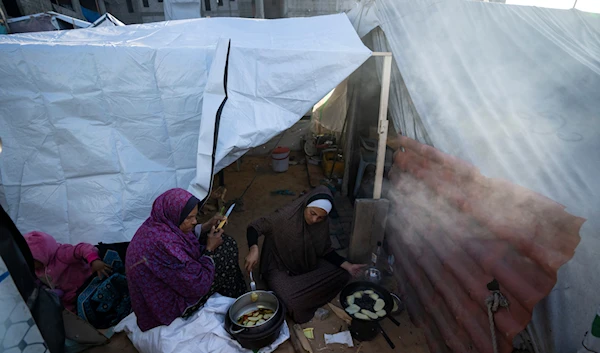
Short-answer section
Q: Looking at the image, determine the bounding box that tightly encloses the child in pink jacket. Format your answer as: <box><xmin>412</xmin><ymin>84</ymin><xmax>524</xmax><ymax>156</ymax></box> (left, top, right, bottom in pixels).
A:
<box><xmin>24</xmin><ymin>231</ymin><xmax>112</xmax><ymax>312</ymax></box>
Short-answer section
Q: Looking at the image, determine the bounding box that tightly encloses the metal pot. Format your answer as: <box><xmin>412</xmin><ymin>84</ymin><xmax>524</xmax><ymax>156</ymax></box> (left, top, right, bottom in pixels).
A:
<box><xmin>229</xmin><ymin>323</ymin><xmax>283</xmax><ymax>351</ymax></box>
<box><xmin>228</xmin><ymin>290</ymin><xmax>280</xmax><ymax>335</ymax></box>
<box><xmin>225</xmin><ymin>295</ymin><xmax>287</xmax><ymax>351</ymax></box>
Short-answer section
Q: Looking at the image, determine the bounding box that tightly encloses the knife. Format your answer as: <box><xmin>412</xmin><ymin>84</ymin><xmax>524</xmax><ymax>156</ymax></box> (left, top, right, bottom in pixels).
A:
<box><xmin>216</xmin><ymin>203</ymin><xmax>235</xmax><ymax>229</ymax></box>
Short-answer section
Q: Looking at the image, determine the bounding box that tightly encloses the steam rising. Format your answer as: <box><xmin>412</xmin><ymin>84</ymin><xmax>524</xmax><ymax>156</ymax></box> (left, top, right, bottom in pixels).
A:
<box><xmin>352</xmin><ymin>0</ymin><xmax>599</xmax><ymax>350</ymax></box>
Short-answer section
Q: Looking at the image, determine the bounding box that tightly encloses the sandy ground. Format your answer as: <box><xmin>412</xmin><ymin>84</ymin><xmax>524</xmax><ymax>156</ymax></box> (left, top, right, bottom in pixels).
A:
<box><xmin>84</xmin><ymin>155</ymin><xmax>429</xmax><ymax>353</ymax></box>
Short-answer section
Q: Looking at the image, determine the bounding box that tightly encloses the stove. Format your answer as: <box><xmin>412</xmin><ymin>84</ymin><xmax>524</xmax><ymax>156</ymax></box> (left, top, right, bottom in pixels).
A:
<box><xmin>349</xmin><ymin>319</ymin><xmax>380</xmax><ymax>341</ymax></box>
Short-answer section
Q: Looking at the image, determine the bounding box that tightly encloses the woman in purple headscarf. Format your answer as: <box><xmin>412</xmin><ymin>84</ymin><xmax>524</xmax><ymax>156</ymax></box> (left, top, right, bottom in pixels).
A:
<box><xmin>126</xmin><ymin>188</ymin><xmax>246</xmax><ymax>332</ymax></box>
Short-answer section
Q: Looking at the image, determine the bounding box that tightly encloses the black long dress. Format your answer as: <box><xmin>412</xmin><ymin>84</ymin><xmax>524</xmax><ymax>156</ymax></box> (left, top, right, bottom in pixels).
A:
<box><xmin>247</xmin><ymin>186</ymin><xmax>350</xmax><ymax>323</ymax></box>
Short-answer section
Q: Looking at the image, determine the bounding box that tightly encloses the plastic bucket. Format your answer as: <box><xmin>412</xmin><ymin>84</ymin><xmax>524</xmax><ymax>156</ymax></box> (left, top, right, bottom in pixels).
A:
<box><xmin>271</xmin><ymin>146</ymin><xmax>290</xmax><ymax>173</ymax></box>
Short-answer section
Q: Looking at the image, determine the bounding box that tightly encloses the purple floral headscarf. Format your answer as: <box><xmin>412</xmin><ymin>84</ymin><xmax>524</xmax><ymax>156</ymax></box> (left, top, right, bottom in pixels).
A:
<box><xmin>148</xmin><ymin>188</ymin><xmax>198</xmax><ymax>239</ymax></box>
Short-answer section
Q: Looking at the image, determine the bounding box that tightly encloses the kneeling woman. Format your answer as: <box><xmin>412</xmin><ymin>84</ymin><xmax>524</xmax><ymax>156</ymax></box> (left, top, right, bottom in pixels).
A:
<box><xmin>126</xmin><ymin>188</ymin><xmax>246</xmax><ymax>332</ymax></box>
<box><xmin>244</xmin><ymin>186</ymin><xmax>365</xmax><ymax>323</ymax></box>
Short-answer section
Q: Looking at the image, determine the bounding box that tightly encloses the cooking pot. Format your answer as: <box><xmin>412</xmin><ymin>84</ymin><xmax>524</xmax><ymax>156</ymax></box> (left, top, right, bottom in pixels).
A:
<box><xmin>228</xmin><ymin>290</ymin><xmax>280</xmax><ymax>335</ymax></box>
<box><xmin>225</xmin><ymin>294</ymin><xmax>286</xmax><ymax>351</ymax></box>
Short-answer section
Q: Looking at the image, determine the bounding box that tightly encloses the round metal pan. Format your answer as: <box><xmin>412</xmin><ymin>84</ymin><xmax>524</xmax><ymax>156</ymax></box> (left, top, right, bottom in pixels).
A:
<box><xmin>339</xmin><ymin>281</ymin><xmax>394</xmax><ymax>323</ymax></box>
<box><xmin>229</xmin><ymin>290</ymin><xmax>280</xmax><ymax>334</ymax></box>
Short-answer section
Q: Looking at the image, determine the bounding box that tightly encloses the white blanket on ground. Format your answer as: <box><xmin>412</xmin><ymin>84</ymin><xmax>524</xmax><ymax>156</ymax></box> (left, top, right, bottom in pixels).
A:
<box><xmin>115</xmin><ymin>294</ymin><xmax>289</xmax><ymax>353</ymax></box>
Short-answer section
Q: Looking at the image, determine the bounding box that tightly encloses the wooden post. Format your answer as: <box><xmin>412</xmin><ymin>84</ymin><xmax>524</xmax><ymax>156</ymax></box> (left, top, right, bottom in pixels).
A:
<box><xmin>348</xmin><ymin>198</ymin><xmax>389</xmax><ymax>264</ymax></box>
<box><xmin>372</xmin><ymin>53</ymin><xmax>393</xmax><ymax>199</ymax></box>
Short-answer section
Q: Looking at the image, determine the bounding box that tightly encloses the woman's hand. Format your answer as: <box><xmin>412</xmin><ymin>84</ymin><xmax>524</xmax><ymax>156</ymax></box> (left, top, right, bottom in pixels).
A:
<box><xmin>341</xmin><ymin>262</ymin><xmax>367</xmax><ymax>278</ymax></box>
<box><xmin>202</xmin><ymin>214</ymin><xmax>226</xmax><ymax>233</ymax></box>
<box><xmin>245</xmin><ymin>245</ymin><xmax>260</xmax><ymax>273</ymax></box>
<box><xmin>206</xmin><ymin>226</ymin><xmax>224</xmax><ymax>251</ymax></box>
<box><xmin>91</xmin><ymin>260</ymin><xmax>112</xmax><ymax>279</ymax></box>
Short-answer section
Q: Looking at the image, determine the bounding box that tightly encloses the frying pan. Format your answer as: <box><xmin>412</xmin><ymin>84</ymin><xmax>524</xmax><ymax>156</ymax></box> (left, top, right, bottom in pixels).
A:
<box><xmin>339</xmin><ymin>281</ymin><xmax>394</xmax><ymax>323</ymax></box>
<box><xmin>339</xmin><ymin>281</ymin><xmax>399</xmax><ymax>349</ymax></box>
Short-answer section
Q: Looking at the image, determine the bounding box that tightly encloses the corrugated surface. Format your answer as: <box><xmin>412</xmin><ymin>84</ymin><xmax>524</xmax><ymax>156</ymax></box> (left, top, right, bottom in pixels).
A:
<box><xmin>386</xmin><ymin>136</ymin><xmax>584</xmax><ymax>353</ymax></box>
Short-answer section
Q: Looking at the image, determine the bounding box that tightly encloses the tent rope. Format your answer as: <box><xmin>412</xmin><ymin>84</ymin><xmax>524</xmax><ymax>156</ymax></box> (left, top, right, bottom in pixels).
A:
<box><xmin>486</xmin><ymin>290</ymin><xmax>510</xmax><ymax>353</ymax></box>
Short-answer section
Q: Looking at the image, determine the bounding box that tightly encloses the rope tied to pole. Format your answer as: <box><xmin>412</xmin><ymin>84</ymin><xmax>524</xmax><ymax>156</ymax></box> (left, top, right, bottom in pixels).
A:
<box><xmin>486</xmin><ymin>290</ymin><xmax>510</xmax><ymax>353</ymax></box>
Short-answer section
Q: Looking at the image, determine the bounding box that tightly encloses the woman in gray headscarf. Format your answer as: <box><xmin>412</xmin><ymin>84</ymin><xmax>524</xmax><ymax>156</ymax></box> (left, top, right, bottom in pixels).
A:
<box><xmin>245</xmin><ymin>186</ymin><xmax>365</xmax><ymax>323</ymax></box>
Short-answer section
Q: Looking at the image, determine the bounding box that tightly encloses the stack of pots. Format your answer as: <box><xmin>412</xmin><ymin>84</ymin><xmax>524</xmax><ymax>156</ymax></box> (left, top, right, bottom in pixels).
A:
<box><xmin>225</xmin><ymin>290</ymin><xmax>286</xmax><ymax>351</ymax></box>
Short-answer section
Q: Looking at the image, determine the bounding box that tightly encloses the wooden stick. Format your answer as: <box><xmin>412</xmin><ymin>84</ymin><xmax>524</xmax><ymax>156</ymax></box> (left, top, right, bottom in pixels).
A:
<box><xmin>288</xmin><ymin>322</ymin><xmax>307</xmax><ymax>353</ymax></box>
<box><xmin>373</xmin><ymin>54</ymin><xmax>393</xmax><ymax>199</ymax></box>
<box><xmin>293</xmin><ymin>324</ymin><xmax>313</xmax><ymax>353</ymax></box>
<box><xmin>328</xmin><ymin>303</ymin><xmax>352</xmax><ymax>325</ymax></box>
<box><xmin>372</xmin><ymin>52</ymin><xmax>393</xmax><ymax>57</ymax></box>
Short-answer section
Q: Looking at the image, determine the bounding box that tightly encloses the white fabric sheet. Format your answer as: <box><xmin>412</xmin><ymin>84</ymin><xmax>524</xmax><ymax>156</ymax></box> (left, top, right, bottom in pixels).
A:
<box><xmin>115</xmin><ymin>294</ymin><xmax>290</xmax><ymax>353</ymax></box>
<box><xmin>0</xmin><ymin>14</ymin><xmax>371</xmax><ymax>245</ymax></box>
<box><xmin>349</xmin><ymin>0</ymin><xmax>600</xmax><ymax>351</ymax></box>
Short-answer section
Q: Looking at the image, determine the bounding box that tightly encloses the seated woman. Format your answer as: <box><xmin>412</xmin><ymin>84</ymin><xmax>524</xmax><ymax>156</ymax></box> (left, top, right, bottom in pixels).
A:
<box><xmin>24</xmin><ymin>231</ymin><xmax>130</xmax><ymax>328</ymax></box>
<box><xmin>244</xmin><ymin>186</ymin><xmax>365</xmax><ymax>323</ymax></box>
<box><xmin>126</xmin><ymin>188</ymin><xmax>246</xmax><ymax>332</ymax></box>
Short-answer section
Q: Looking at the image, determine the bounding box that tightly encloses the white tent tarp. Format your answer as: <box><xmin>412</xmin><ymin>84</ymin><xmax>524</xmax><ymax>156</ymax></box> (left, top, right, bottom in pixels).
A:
<box><xmin>91</xmin><ymin>13</ymin><xmax>126</xmax><ymax>27</ymax></box>
<box><xmin>0</xmin><ymin>14</ymin><xmax>371</xmax><ymax>245</ymax></box>
<box><xmin>349</xmin><ymin>0</ymin><xmax>600</xmax><ymax>351</ymax></box>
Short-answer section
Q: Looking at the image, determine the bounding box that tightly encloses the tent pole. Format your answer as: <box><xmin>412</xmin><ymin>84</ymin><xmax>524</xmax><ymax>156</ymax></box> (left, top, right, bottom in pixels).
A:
<box><xmin>373</xmin><ymin>52</ymin><xmax>393</xmax><ymax>199</ymax></box>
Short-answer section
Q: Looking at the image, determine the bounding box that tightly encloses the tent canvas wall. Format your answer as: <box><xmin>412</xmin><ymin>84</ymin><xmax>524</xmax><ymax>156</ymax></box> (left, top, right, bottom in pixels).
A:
<box><xmin>348</xmin><ymin>0</ymin><xmax>600</xmax><ymax>351</ymax></box>
<box><xmin>0</xmin><ymin>14</ymin><xmax>371</xmax><ymax>246</ymax></box>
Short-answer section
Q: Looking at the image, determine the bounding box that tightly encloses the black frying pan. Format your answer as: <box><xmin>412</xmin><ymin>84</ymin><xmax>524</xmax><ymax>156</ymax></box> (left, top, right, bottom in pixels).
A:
<box><xmin>340</xmin><ymin>281</ymin><xmax>398</xmax><ymax>349</ymax></box>
<box><xmin>340</xmin><ymin>281</ymin><xmax>394</xmax><ymax>322</ymax></box>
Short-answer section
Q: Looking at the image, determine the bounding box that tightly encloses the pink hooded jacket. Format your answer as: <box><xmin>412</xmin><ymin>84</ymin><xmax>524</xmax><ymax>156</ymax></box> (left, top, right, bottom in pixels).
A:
<box><xmin>24</xmin><ymin>231</ymin><xmax>100</xmax><ymax>312</ymax></box>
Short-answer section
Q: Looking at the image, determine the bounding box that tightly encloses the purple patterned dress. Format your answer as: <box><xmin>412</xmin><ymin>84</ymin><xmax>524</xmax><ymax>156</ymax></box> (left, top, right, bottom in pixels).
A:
<box><xmin>126</xmin><ymin>188</ymin><xmax>245</xmax><ymax>332</ymax></box>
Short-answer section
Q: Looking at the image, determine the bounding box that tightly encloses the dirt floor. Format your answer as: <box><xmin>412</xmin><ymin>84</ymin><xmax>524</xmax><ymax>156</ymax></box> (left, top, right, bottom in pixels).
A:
<box><xmin>84</xmin><ymin>155</ymin><xmax>429</xmax><ymax>353</ymax></box>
